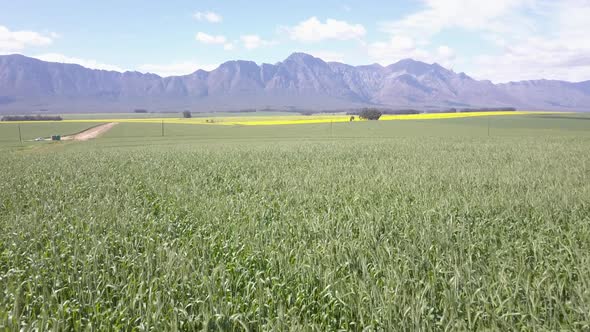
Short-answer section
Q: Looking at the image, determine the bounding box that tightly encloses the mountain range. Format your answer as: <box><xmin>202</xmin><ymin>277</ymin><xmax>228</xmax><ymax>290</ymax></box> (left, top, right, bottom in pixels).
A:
<box><xmin>1</xmin><ymin>53</ymin><xmax>589</xmax><ymax>113</ymax></box>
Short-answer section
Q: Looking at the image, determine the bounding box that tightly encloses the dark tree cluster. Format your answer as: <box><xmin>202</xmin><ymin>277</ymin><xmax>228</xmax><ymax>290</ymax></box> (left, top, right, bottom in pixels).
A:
<box><xmin>381</xmin><ymin>109</ymin><xmax>420</xmax><ymax>115</ymax></box>
<box><xmin>1</xmin><ymin>115</ymin><xmax>63</xmax><ymax>121</ymax></box>
<box><xmin>182</xmin><ymin>110</ymin><xmax>192</xmax><ymax>118</ymax></box>
<box><xmin>359</xmin><ymin>108</ymin><xmax>383</xmax><ymax>120</ymax></box>
<box><xmin>347</xmin><ymin>108</ymin><xmax>420</xmax><ymax>116</ymax></box>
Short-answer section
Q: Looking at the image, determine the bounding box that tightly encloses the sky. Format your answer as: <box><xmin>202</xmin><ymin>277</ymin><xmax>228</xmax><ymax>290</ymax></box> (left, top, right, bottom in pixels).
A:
<box><xmin>1</xmin><ymin>0</ymin><xmax>589</xmax><ymax>83</ymax></box>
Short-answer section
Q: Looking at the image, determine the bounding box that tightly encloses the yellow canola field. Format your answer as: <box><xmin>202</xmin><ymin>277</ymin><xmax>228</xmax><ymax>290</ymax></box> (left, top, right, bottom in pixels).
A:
<box><xmin>0</xmin><ymin>111</ymin><xmax>562</xmax><ymax>126</ymax></box>
<box><xmin>380</xmin><ymin>111</ymin><xmax>550</xmax><ymax>121</ymax></box>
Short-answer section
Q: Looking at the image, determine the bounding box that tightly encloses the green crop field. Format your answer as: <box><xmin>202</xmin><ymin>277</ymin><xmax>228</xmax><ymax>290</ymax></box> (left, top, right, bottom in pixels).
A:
<box><xmin>0</xmin><ymin>122</ymin><xmax>105</xmax><ymax>142</ymax></box>
<box><xmin>1</xmin><ymin>113</ymin><xmax>590</xmax><ymax>330</ymax></box>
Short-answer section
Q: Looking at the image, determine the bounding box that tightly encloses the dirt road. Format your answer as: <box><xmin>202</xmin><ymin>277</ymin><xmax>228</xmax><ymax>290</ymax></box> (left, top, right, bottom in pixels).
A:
<box><xmin>62</xmin><ymin>122</ymin><xmax>118</xmax><ymax>141</ymax></box>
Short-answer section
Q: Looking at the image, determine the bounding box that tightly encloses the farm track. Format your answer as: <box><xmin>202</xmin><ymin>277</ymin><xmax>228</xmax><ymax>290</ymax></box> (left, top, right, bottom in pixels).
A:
<box><xmin>62</xmin><ymin>122</ymin><xmax>118</xmax><ymax>141</ymax></box>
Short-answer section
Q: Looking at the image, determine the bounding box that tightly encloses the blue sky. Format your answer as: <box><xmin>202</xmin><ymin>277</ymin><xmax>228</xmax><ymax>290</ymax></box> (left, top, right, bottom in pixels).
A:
<box><xmin>1</xmin><ymin>0</ymin><xmax>589</xmax><ymax>82</ymax></box>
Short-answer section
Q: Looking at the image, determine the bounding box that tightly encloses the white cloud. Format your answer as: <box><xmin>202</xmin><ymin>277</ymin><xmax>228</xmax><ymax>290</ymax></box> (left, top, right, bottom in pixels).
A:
<box><xmin>193</xmin><ymin>11</ymin><xmax>223</xmax><ymax>23</ymax></box>
<box><xmin>380</xmin><ymin>0</ymin><xmax>535</xmax><ymax>38</ymax></box>
<box><xmin>223</xmin><ymin>43</ymin><xmax>235</xmax><ymax>51</ymax></box>
<box><xmin>437</xmin><ymin>46</ymin><xmax>455</xmax><ymax>62</ymax></box>
<box><xmin>0</xmin><ymin>25</ymin><xmax>56</xmax><ymax>53</ymax></box>
<box><xmin>473</xmin><ymin>38</ymin><xmax>590</xmax><ymax>83</ymax></box>
<box><xmin>371</xmin><ymin>0</ymin><xmax>590</xmax><ymax>82</ymax></box>
<box><xmin>195</xmin><ymin>32</ymin><xmax>226</xmax><ymax>44</ymax></box>
<box><xmin>138</xmin><ymin>61</ymin><xmax>217</xmax><ymax>77</ymax></box>
<box><xmin>469</xmin><ymin>0</ymin><xmax>590</xmax><ymax>82</ymax></box>
<box><xmin>33</xmin><ymin>53</ymin><xmax>124</xmax><ymax>71</ymax></box>
<box><xmin>368</xmin><ymin>36</ymin><xmax>456</xmax><ymax>67</ymax></box>
<box><xmin>368</xmin><ymin>36</ymin><xmax>425</xmax><ymax>62</ymax></box>
<box><xmin>371</xmin><ymin>0</ymin><xmax>535</xmax><ymax>73</ymax></box>
<box><xmin>240</xmin><ymin>35</ymin><xmax>273</xmax><ymax>50</ymax></box>
<box><xmin>286</xmin><ymin>17</ymin><xmax>366</xmax><ymax>42</ymax></box>
<box><xmin>305</xmin><ymin>51</ymin><xmax>345</xmax><ymax>63</ymax></box>
<box><xmin>368</xmin><ymin>0</ymin><xmax>537</xmax><ymax>79</ymax></box>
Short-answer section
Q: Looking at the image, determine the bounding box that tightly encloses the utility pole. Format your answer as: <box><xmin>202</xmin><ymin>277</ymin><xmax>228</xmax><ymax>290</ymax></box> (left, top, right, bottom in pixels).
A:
<box><xmin>18</xmin><ymin>124</ymin><xmax>22</xmax><ymax>144</ymax></box>
<box><xmin>330</xmin><ymin>120</ymin><xmax>333</xmax><ymax>138</ymax></box>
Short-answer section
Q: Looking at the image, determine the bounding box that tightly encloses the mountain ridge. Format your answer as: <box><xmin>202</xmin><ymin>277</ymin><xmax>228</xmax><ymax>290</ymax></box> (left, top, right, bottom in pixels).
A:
<box><xmin>1</xmin><ymin>53</ymin><xmax>589</xmax><ymax>113</ymax></box>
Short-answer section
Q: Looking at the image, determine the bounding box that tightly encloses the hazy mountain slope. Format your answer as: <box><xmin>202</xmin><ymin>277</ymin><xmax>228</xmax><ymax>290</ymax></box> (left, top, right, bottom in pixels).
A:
<box><xmin>1</xmin><ymin>53</ymin><xmax>589</xmax><ymax>113</ymax></box>
<box><xmin>497</xmin><ymin>80</ymin><xmax>590</xmax><ymax>110</ymax></box>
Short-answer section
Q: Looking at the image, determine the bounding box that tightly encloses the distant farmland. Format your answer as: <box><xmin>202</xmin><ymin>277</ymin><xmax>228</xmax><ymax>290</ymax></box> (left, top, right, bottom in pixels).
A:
<box><xmin>1</xmin><ymin>113</ymin><xmax>590</xmax><ymax>330</ymax></box>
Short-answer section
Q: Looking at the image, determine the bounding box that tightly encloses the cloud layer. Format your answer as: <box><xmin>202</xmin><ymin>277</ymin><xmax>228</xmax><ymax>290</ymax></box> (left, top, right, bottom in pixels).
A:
<box><xmin>241</xmin><ymin>35</ymin><xmax>273</xmax><ymax>50</ymax></box>
<box><xmin>286</xmin><ymin>17</ymin><xmax>366</xmax><ymax>42</ymax></box>
<box><xmin>138</xmin><ymin>61</ymin><xmax>217</xmax><ymax>77</ymax></box>
<box><xmin>0</xmin><ymin>25</ymin><xmax>56</xmax><ymax>53</ymax></box>
<box><xmin>5</xmin><ymin>1</ymin><xmax>590</xmax><ymax>83</ymax></box>
<box><xmin>193</xmin><ymin>11</ymin><xmax>222</xmax><ymax>23</ymax></box>
<box><xmin>34</xmin><ymin>53</ymin><xmax>123</xmax><ymax>72</ymax></box>
<box><xmin>195</xmin><ymin>32</ymin><xmax>226</xmax><ymax>44</ymax></box>
<box><xmin>372</xmin><ymin>0</ymin><xmax>590</xmax><ymax>82</ymax></box>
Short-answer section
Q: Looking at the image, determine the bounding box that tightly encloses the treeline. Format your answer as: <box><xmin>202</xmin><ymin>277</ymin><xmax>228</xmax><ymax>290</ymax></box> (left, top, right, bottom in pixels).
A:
<box><xmin>346</xmin><ymin>109</ymin><xmax>421</xmax><ymax>115</ymax></box>
<box><xmin>228</xmin><ymin>109</ymin><xmax>257</xmax><ymax>113</ymax></box>
<box><xmin>134</xmin><ymin>107</ymin><xmax>516</xmax><ymax>116</ymax></box>
<box><xmin>345</xmin><ymin>107</ymin><xmax>517</xmax><ymax>115</ymax></box>
<box><xmin>143</xmin><ymin>109</ymin><xmax>259</xmax><ymax>114</ymax></box>
<box><xmin>1</xmin><ymin>115</ymin><xmax>63</xmax><ymax>121</ymax></box>
<box><xmin>456</xmin><ymin>107</ymin><xmax>516</xmax><ymax>113</ymax></box>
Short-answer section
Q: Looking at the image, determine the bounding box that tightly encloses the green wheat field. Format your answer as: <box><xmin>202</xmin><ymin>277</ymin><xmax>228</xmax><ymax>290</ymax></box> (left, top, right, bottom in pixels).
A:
<box><xmin>1</xmin><ymin>114</ymin><xmax>590</xmax><ymax>330</ymax></box>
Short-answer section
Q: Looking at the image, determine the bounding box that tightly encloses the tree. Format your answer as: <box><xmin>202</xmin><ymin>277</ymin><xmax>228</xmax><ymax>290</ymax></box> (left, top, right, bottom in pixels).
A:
<box><xmin>359</xmin><ymin>108</ymin><xmax>382</xmax><ymax>120</ymax></box>
<box><xmin>182</xmin><ymin>110</ymin><xmax>192</xmax><ymax>118</ymax></box>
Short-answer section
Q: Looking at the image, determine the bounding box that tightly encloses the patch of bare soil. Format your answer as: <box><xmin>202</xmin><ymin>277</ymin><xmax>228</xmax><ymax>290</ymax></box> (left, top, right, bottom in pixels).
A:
<box><xmin>62</xmin><ymin>122</ymin><xmax>118</xmax><ymax>141</ymax></box>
